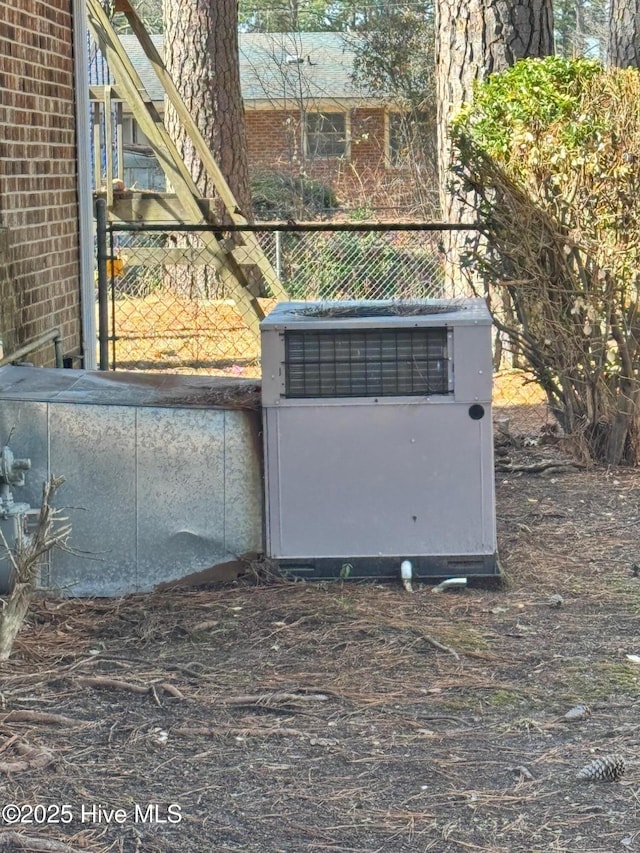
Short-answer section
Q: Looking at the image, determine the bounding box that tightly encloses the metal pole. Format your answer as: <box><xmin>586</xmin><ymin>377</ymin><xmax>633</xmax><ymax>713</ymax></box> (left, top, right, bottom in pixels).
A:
<box><xmin>109</xmin><ymin>221</ymin><xmax>484</xmax><ymax>234</ymax></box>
<box><xmin>54</xmin><ymin>337</ymin><xmax>64</xmax><ymax>369</ymax></box>
<box><xmin>0</xmin><ymin>329</ymin><xmax>62</xmax><ymax>368</ymax></box>
<box><xmin>95</xmin><ymin>197</ymin><xmax>110</xmax><ymax>370</ymax></box>
<box><xmin>73</xmin><ymin>0</ymin><xmax>97</xmax><ymax>369</ymax></box>
<box><xmin>275</xmin><ymin>230</ymin><xmax>282</xmax><ymax>281</ymax></box>
<box><xmin>110</xmin><ymin>225</ymin><xmax>117</xmax><ymax>370</ymax></box>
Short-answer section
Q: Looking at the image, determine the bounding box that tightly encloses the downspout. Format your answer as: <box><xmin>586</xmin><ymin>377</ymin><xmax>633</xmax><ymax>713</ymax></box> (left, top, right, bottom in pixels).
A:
<box><xmin>72</xmin><ymin>0</ymin><xmax>97</xmax><ymax>369</ymax></box>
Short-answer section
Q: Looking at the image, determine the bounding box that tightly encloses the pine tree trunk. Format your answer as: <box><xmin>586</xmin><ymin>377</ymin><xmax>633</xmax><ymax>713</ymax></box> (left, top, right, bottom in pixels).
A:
<box><xmin>609</xmin><ymin>0</ymin><xmax>640</xmax><ymax>67</ymax></box>
<box><xmin>162</xmin><ymin>0</ymin><xmax>253</xmax><ymax>299</ymax></box>
<box><xmin>436</xmin><ymin>0</ymin><xmax>554</xmax><ymax>292</ymax></box>
<box><xmin>436</xmin><ymin>0</ymin><xmax>554</xmax><ymax>216</ymax></box>
<box><xmin>163</xmin><ymin>0</ymin><xmax>252</xmax><ymax>221</ymax></box>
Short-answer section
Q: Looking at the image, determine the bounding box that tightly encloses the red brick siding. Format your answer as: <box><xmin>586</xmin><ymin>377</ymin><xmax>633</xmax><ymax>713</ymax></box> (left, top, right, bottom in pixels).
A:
<box><xmin>0</xmin><ymin>0</ymin><xmax>82</xmax><ymax>364</ymax></box>
<box><xmin>246</xmin><ymin>109</ymin><xmax>302</xmax><ymax>171</ymax></box>
<box><xmin>245</xmin><ymin>106</ymin><xmax>421</xmax><ymax>216</ymax></box>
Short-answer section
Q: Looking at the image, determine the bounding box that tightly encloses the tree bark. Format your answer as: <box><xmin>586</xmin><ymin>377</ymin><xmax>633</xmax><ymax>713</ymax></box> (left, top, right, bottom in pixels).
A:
<box><xmin>436</xmin><ymin>0</ymin><xmax>554</xmax><ymax>217</ymax></box>
<box><xmin>608</xmin><ymin>0</ymin><xmax>640</xmax><ymax>67</ymax></box>
<box><xmin>163</xmin><ymin>0</ymin><xmax>252</xmax><ymax>222</ymax></box>
<box><xmin>436</xmin><ymin>0</ymin><xmax>554</xmax><ymax>294</ymax></box>
<box><xmin>162</xmin><ymin>0</ymin><xmax>254</xmax><ymax>299</ymax></box>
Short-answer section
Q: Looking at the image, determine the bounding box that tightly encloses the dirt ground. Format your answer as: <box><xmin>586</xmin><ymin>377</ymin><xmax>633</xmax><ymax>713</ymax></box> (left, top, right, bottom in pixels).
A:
<box><xmin>109</xmin><ymin>298</ymin><xmax>262</xmax><ymax>376</ymax></box>
<box><xmin>1</xmin><ymin>429</ymin><xmax>640</xmax><ymax>853</ymax></box>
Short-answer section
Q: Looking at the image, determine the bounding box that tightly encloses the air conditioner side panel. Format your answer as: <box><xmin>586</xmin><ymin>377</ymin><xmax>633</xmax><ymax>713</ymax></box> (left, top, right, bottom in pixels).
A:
<box><xmin>260</xmin><ymin>328</ymin><xmax>285</xmax><ymax>406</ymax></box>
<box><xmin>453</xmin><ymin>324</ymin><xmax>493</xmax><ymax>402</ymax></box>
<box><xmin>264</xmin><ymin>403</ymin><xmax>496</xmax><ymax>559</ymax></box>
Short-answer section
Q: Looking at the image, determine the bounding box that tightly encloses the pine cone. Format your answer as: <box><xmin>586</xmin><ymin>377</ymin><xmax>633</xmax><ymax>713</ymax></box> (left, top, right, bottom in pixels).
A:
<box><xmin>577</xmin><ymin>754</ymin><xmax>626</xmax><ymax>782</ymax></box>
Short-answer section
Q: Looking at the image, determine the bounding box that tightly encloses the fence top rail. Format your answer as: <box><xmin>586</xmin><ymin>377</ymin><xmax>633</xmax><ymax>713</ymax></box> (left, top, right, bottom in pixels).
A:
<box><xmin>108</xmin><ymin>221</ymin><xmax>484</xmax><ymax>233</ymax></box>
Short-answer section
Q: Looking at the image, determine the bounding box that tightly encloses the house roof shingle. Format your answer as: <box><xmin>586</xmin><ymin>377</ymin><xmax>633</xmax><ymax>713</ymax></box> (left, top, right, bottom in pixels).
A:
<box><xmin>107</xmin><ymin>32</ymin><xmax>367</xmax><ymax>104</ymax></box>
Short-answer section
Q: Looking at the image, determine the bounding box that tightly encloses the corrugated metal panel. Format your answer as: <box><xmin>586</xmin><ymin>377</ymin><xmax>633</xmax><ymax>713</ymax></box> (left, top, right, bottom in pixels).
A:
<box><xmin>0</xmin><ymin>367</ymin><xmax>263</xmax><ymax>596</ymax></box>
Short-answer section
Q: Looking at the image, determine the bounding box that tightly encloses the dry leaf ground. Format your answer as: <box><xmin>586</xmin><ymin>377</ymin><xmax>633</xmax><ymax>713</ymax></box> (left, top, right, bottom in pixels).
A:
<box><xmin>0</xmin><ymin>428</ymin><xmax>639</xmax><ymax>853</ymax></box>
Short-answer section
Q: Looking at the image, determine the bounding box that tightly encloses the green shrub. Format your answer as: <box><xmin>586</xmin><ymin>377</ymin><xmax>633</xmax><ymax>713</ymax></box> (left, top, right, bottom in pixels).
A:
<box><xmin>452</xmin><ymin>58</ymin><xmax>640</xmax><ymax>464</ymax></box>
<box><xmin>250</xmin><ymin>171</ymin><xmax>337</xmax><ymax>221</ymax></box>
<box><xmin>455</xmin><ymin>56</ymin><xmax>602</xmax><ymax>157</ymax></box>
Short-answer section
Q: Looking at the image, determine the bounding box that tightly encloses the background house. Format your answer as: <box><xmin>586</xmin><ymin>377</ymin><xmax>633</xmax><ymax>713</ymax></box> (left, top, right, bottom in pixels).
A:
<box><xmin>98</xmin><ymin>32</ymin><xmax>434</xmax><ymax>218</ymax></box>
<box><xmin>0</xmin><ymin>0</ymin><xmax>93</xmax><ymax>367</ymax></box>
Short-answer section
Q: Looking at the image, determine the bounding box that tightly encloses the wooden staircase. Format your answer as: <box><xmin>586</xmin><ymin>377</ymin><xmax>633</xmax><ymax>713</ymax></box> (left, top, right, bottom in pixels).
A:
<box><xmin>86</xmin><ymin>0</ymin><xmax>287</xmax><ymax>337</ymax></box>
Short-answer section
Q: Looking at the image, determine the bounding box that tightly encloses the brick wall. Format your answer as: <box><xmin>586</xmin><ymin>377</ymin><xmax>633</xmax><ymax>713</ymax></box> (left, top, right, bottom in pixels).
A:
<box><xmin>0</xmin><ymin>0</ymin><xmax>82</xmax><ymax>365</ymax></box>
<box><xmin>245</xmin><ymin>106</ymin><xmax>427</xmax><ymax>217</ymax></box>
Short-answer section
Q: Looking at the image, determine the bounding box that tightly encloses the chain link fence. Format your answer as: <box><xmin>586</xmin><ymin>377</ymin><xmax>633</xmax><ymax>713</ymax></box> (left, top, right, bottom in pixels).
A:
<box><xmin>102</xmin><ymin>223</ymin><xmax>454</xmax><ymax>371</ymax></box>
<box><xmin>99</xmin><ymin>221</ymin><xmax>550</xmax><ymax>429</ymax></box>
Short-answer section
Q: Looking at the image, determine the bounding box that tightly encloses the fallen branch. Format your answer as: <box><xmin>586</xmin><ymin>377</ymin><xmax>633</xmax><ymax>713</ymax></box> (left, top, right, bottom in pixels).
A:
<box><xmin>0</xmin><ymin>710</ymin><xmax>88</xmax><ymax>727</ymax></box>
<box><xmin>73</xmin><ymin>676</ymin><xmax>149</xmax><ymax>695</ymax></box>
<box><xmin>160</xmin><ymin>683</ymin><xmax>186</xmax><ymax>699</ymax></box>
<box><xmin>420</xmin><ymin>635</ymin><xmax>460</xmax><ymax>660</ymax></box>
<box><xmin>380</xmin><ymin>616</ymin><xmax>462</xmax><ymax>661</ymax></box>
<box><xmin>0</xmin><ymin>738</ymin><xmax>55</xmax><ymax>773</ymax></box>
<box><xmin>223</xmin><ymin>692</ymin><xmax>329</xmax><ymax>706</ymax></box>
<box><xmin>173</xmin><ymin>725</ymin><xmax>306</xmax><ymax>738</ymax></box>
<box><xmin>87</xmin><ymin>657</ymin><xmax>215</xmax><ymax>681</ymax></box>
<box><xmin>0</xmin><ymin>832</ymin><xmax>81</xmax><ymax>852</ymax></box>
<box><xmin>0</xmin><ymin>733</ymin><xmax>19</xmax><ymax>753</ymax></box>
<box><xmin>73</xmin><ymin>676</ymin><xmax>185</xmax><ymax>700</ymax></box>
<box><xmin>496</xmin><ymin>460</ymin><xmax>584</xmax><ymax>473</ymax></box>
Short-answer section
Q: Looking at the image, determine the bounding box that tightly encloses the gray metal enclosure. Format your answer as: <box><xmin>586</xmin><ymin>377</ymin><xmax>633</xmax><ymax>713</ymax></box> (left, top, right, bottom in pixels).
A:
<box><xmin>261</xmin><ymin>299</ymin><xmax>498</xmax><ymax>580</ymax></box>
<box><xmin>0</xmin><ymin>367</ymin><xmax>263</xmax><ymax>596</ymax></box>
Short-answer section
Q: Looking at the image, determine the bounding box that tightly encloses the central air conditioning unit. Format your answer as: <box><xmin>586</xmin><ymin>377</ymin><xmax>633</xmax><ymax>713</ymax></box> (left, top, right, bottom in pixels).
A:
<box><xmin>260</xmin><ymin>299</ymin><xmax>498</xmax><ymax>581</ymax></box>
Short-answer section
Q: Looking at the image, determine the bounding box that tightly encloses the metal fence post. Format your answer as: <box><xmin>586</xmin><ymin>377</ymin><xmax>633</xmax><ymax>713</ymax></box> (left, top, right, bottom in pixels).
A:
<box><xmin>275</xmin><ymin>230</ymin><xmax>282</xmax><ymax>281</ymax></box>
<box><xmin>95</xmin><ymin>197</ymin><xmax>110</xmax><ymax>370</ymax></box>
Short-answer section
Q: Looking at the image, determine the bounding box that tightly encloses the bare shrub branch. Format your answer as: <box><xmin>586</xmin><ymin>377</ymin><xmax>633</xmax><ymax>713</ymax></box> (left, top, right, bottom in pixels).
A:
<box><xmin>0</xmin><ymin>476</ymin><xmax>70</xmax><ymax>661</ymax></box>
<box><xmin>453</xmin><ymin>60</ymin><xmax>640</xmax><ymax>464</ymax></box>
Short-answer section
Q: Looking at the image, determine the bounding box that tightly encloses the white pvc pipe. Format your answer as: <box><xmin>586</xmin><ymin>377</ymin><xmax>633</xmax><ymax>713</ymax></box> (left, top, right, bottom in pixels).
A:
<box><xmin>73</xmin><ymin>0</ymin><xmax>98</xmax><ymax>369</ymax></box>
<box><xmin>432</xmin><ymin>577</ymin><xmax>468</xmax><ymax>593</ymax></box>
<box><xmin>400</xmin><ymin>559</ymin><xmax>413</xmax><ymax>592</ymax></box>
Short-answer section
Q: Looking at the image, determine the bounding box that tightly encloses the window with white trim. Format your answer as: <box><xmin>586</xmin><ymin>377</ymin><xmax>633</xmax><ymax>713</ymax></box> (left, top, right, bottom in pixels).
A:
<box><xmin>304</xmin><ymin>111</ymin><xmax>348</xmax><ymax>159</ymax></box>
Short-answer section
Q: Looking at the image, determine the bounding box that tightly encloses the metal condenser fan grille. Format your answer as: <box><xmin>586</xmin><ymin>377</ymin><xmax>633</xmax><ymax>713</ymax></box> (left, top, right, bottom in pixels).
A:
<box><xmin>284</xmin><ymin>328</ymin><xmax>449</xmax><ymax>398</ymax></box>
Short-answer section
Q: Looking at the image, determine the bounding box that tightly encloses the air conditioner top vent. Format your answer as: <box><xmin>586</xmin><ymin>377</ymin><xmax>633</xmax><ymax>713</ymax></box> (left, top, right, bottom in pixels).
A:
<box><xmin>261</xmin><ymin>299</ymin><xmax>491</xmax><ymax>331</ymax></box>
<box><xmin>261</xmin><ymin>299</ymin><xmax>493</xmax><ymax>404</ymax></box>
<box><xmin>298</xmin><ymin>301</ymin><xmax>460</xmax><ymax>320</ymax></box>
